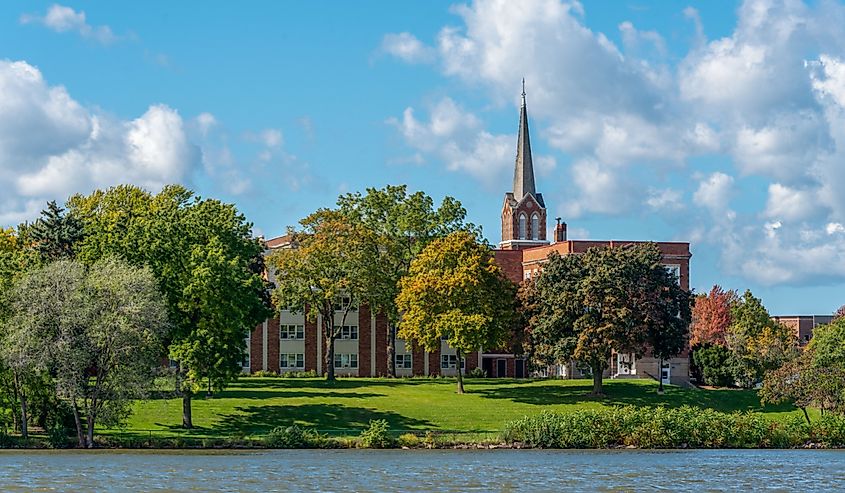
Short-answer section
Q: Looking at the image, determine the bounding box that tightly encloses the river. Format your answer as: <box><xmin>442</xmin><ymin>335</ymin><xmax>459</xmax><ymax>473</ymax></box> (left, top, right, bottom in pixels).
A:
<box><xmin>1</xmin><ymin>449</ymin><xmax>843</xmax><ymax>492</ymax></box>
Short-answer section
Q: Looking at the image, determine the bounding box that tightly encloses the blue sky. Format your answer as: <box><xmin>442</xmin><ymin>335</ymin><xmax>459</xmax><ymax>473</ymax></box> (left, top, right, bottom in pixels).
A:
<box><xmin>1</xmin><ymin>0</ymin><xmax>845</xmax><ymax>315</ymax></box>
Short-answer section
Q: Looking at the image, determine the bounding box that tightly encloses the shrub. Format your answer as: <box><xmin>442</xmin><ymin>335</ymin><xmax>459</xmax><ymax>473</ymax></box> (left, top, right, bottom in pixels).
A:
<box><xmin>252</xmin><ymin>370</ymin><xmax>279</xmax><ymax>378</ymax></box>
<box><xmin>359</xmin><ymin>419</ymin><xmax>394</xmax><ymax>449</ymax></box>
<box><xmin>467</xmin><ymin>368</ymin><xmax>486</xmax><ymax>378</ymax></box>
<box><xmin>46</xmin><ymin>423</ymin><xmax>71</xmax><ymax>449</ymax></box>
<box><xmin>264</xmin><ymin>425</ymin><xmax>324</xmax><ymax>448</ymax></box>
<box><xmin>397</xmin><ymin>433</ymin><xmax>420</xmax><ymax>448</ymax></box>
<box><xmin>501</xmin><ymin>406</ymin><xmax>829</xmax><ymax>449</ymax></box>
<box><xmin>283</xmin><ymin>370</ymin><xmax>318</xmax><ymax>378</ymax></box>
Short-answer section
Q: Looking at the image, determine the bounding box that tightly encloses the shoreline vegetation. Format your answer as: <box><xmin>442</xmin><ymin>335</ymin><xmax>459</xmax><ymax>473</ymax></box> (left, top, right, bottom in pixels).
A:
<box><xmin>2</xmin><ymin>377</ymin><xmax>844</xmax><ymax>450</ymax></box>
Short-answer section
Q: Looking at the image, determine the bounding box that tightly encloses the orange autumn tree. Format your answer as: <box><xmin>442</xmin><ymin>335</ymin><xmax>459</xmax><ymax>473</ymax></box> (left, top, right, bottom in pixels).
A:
<box><xmin>691</xmin><ymin>285</ymin><xmax>737</xmax><ymax>347</ymax></box>
<box><xmin>396</xmin><ymin>231</ymin><xmax>516</xmax><ymax>393</ymax></box>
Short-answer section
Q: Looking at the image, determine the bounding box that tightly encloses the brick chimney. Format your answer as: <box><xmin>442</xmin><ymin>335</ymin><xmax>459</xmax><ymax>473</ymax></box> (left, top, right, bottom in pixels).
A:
<box><xmin>554</xmin><ymin>217</ymin><xmax>567</xmax><ymax>242</ymax></box>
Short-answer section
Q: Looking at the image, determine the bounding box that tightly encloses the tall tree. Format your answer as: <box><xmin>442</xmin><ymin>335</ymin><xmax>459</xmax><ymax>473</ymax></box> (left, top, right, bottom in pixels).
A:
<box><xmin>270</xmin><ymin>209</ymin><xmax>378</xmax><ymax>382</ymax></box>
<box><xmin>27</xmin><ymin>201</ymin><xmax>84</xmax><ymax>261</ymax></box>
<box><xmin>523</xmin><ymin>244</ymin><xmax>691</xmax><ymax>395</ymax></box>
<box><xmin>727</xmin><ymin>290</ymin><xmax>797</xmax><ymax>388</ymax></box>
<box><xmin>396</xmin><ymin>231</ymin><xmax>516</xmax><ymax>393</ymax></box>
<box><xmin>68</xmin><ymin>185</ymin><xmax>270</xmax><ymax>428</ymax></box>
<box><xmin>833</xmin><ymin>304</ymin><xmax>845</xmax><ymax>323</ymax></box>
<box><xmin>4</xmin><ymin>258</ymin><xmax>168</xmax><ymax>447</ymax></box>
<box><xmin>336</xmin><ymin>185</ymin><xmax>478</xmax><ymax>376</ymax></box>
<box><xmin>0</xmin><ymin>226</ymin><xmax>40</xmax><ymax>438</ymax></box>
<box><xmin>690</xmin><ymin>285</ymin><xmax>737</xmax><ymax>347</ymax></box>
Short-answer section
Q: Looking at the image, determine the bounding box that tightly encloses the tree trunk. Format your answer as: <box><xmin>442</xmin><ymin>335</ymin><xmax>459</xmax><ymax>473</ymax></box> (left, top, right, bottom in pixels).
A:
<box><xmin>86</xmin><ymin>413</ymin><xmax>96</xmax><ymax>448</ymax></box>
<box><xmin>801</xmin><ymin>407</ymin><xmax>811</xmax><ymax>426</ymax></box>
<box><xmin>13</xmin><ymin>372</ymin><xmax>27</xmax><ymax>439</ymax></box>
<box><xmin>386</xmin><ymin>323</ymin><xmax>396</xmax><ymax>378</ymax></box>
<box><xmin>657</xmin><ymin>358</ymin><xmax>665</xmax><ymax>394</ymax></box>
<box><xmin>591</xmin><ymin>363</ymin><xmax>604</xmax><ymax>396</ymax></box>
<box><xmin>182</xmin><ymin>392</ymin><xmax>193</xmax><ymax>429</ymax></box>
<box><xmin>71</xmin><ymin>401</ymin><xmax>85</xmax><ymax>448</ymax></box>
<box><xmin>325</xmin><ymin>319</ymin><xmax>336</xmax><ymax>382</ymax></box>
<box><xmin>455</xmin><ymin>352</ymin><xmax>465</xmax><ymax>394</ymax></box>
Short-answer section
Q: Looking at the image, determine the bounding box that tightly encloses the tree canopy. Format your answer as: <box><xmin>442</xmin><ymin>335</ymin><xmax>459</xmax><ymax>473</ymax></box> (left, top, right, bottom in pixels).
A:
<box><xmin>396</xmin><ymin>231</ymin><xmax>516</xmax><ymax>393</ymax></box>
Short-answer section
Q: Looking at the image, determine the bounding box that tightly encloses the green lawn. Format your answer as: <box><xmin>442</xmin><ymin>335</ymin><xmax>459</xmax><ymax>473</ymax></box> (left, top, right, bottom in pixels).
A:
<box><xmin>109</xmin><ymin>377</ymin><xmax>801</xmax><ymax>439</ymax></box>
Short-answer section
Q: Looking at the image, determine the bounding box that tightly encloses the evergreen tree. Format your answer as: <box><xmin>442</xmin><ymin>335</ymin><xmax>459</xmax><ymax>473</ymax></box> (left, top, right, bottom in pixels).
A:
<box><xmin>28</xmin><ymin>201</ymin><xmax>84</xmax><ymax>261</ymax></box>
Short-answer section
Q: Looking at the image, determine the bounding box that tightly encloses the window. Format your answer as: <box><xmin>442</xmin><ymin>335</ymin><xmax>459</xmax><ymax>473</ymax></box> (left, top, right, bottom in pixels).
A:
<box><xmin>168</xmin><ymin>359</ymin><xmax>179</xmax><ymax>369</ymax></box>
<box><xmin>242</xmin><ymin>336</ymin><xmax>250</xmax><ymax>368</ymax></box>
<box><xmin>280</xmin><ymin>324</ymin><xmax>304</xmax><ymax>340</ymax></box>
<box><xmin>333</xmin><ymin>296</ymin><xmax>357</xmax><ymax>312</ymax></box>
<box><xmin>440</xmin><ymin>354</ymin><xmax>465</xmax><ymax>369</ymax></box>
<box><xmin>336</xmin><ymin>326</ymin><xmax>358</xmax><ymax>340</ymax></box>
<box><xmin>334</xmin><ymin>353</ymin><xmax>358</xmax><ymax>369</ymax></box>
<box><xmin>524</xmin><ymin>271</ymin><xmax>531</xmax><ymax>280</ymax></box>
<box><xmin>664</xmin><ymin>264</ymin><xmax>681</xmax><ymax>285</ymax></box>
<box><xmin>519</xmin><ymin>214</ymin><xmax>527</xmax><ymax>239</ymax></box>
<box><xmin>395</xmin><ymin>354</ymin><xmax>412</xmax><ymax>369</ymax></box>
<box><xmin>280</xmin><ymin>353</ymin><xmax>304</xmax><ymax>368</ymax></box>
<box><xmin>531</xmin><ymin>214</ymin><xmax>539</xmax><ymax>240</ymax></box>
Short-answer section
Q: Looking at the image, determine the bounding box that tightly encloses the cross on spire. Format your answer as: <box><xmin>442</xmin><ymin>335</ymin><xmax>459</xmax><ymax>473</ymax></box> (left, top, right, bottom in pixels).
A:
<box><xmin>513</xmin><ymin>79</ymin><xmax>535</xmax><ymax>201</ymax></box>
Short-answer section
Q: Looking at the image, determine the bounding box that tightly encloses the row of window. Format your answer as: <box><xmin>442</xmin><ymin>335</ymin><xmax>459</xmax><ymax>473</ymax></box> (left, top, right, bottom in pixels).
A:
<box><xmin>273</xmin><ymin>353</ymin><xmax>465</xmax><ymax>370</ymax></box>
<box><xmin>517</xmin><ymin>213</ymin><xmax>542</xmax><ymax>241</ymax></box>
<box><xmin>279</xmin><ymin>325</ymin><xmax>359</xmax><ymax>340</ymax></box>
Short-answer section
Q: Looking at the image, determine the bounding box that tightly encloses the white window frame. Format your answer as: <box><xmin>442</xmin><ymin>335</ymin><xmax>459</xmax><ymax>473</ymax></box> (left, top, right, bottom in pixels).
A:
<box><xmin>334</xmin><ymin>353</ymin><xmax>358</xmax><ymax>369</ymax></box>
<box><xmin>336</xmin><ymin>325</ymin><xmax>358</xmax><ymax>340</ymax></box>
<box><xmin>395</xmin><ymin>353</ymin><xmax>412</xmax><ymax>369</ymax></box>
<box><xmin>280</xmin><ymin>324</ymin><xmax>305</xmax><ymax>340</ymax></box>
<box><xmin>440</xmin><ymin>354</ymin><xmax>465</xmax><ymax>369</ymax></box>
<box><xmin>280</xmin><ymin>353</ymin><xmax>305</xmax><ymax>369</ymax></box>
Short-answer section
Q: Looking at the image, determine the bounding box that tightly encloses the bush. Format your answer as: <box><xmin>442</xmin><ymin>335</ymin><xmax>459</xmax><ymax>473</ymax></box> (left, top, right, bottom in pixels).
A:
<box><xmin>252</xmin><ymin>370</ymin><xmax>279</xmax><ymax>378</ymax></box>
<box><xmin>264</xmin><ymin>425</ymin><xmax>324</xmax><ymax>448</ymax></box>
<box><xmin>693</xmin><ymin>345</ymin><xmax>734</xmax><ymax>387</ymax></box>
<box><xmin>397</xmin><ymin>433</ymin><xmax>420</xmax><ymax>448</ymax></box>
<box><xmin>359</xmin><ymin>419</ymin><xmax>394</xmax><ymax>448</ymax></box>
<box><xmin>502</xmin><ymin>406</ymin><xmax>828</xmax><ymax>449</ymax></box>
<box><xmin>284</xmin><ymin>370</ymin><xmax>318</xmax><ymax>378</ymax></box>
<box><xmin>46</xmin><ymin>423</ymin><xmax>71</xmax><ymax>449</ymax></box>
<box><xmin>467</xmin><ymin>368</ymin><xmax>486</xmax><ymax>378</ymax></box>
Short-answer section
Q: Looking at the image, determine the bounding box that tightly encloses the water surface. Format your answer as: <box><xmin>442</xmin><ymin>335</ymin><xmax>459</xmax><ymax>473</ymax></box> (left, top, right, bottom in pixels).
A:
<box><xmin>1</xmin><ymin>449</ymin><xmax>842</xmax><ymax>492</ymax></box>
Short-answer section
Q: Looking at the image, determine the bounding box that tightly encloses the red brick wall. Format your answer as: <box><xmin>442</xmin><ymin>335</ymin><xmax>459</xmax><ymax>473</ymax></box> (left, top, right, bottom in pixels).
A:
<box><xmin>250</xmin><ymin>323</ymin><xmax>264</xmax><ymax>373</ymax></box>
<box><xmin>305</xmin><ymin>308</ymin><xmax>318</xmax><ymax>372</ymax></box>
<box><xmin>267</xmin><ymin>317</ymin><xmax>280</xmax><ymax>373</ymax></box>
<box><xmin>428</xmin><ymin>348</ymin><xmax>441</xmax><ymax>376</ymax></box>
<box><xmin>506</xmin><ymin>358</ymin><xmax>515</xmax><ymax>378</ymax></box>
<box><xmin>374</xmin><ymin>313</ymin><xmax>388</xmax><ymax>376</ymax></box>
<box><xmin>358</xmin><ymin>304</ymin><xmax>372</xmax><ymax>377</ymax></box>
<box><xmin>412</xmin><ymin>345</ymin><xmax>425</xmax><ymax>375</ymax></box>
<box><xmin>465</xmin><ymin>351</ymin><xmax>479</xmax><ymax>371</ymax></box>
<box><xmin>494</xmin><ymin>249</ymin><xmax>524</xmax><ymax>283</ymax></box>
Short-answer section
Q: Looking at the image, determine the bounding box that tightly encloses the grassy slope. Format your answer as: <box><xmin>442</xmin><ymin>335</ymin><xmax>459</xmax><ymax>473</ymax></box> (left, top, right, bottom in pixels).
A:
<box><xmin>111</xmin><ymin>378</ymin><xmax>801</xmax><ymax>439</ymax></box>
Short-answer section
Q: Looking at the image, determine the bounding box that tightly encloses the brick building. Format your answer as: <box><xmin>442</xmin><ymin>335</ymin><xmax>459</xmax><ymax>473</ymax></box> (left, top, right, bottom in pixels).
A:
<box><xmin>772</xmin><ymin>315</ymin><xmax>834</xmax><ymax>345</ymax></box>
<box><xmin>246</xmin><ymin>86</ymin><xmax>692</xmax><ymax>383</ymax></box>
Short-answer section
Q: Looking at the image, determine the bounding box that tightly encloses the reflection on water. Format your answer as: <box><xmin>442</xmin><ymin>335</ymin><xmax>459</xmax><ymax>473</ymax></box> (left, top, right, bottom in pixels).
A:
<box><xmin>0</xmin><ymin>449</ymin><xmax>844</xmax><ymax>492</ymax></box>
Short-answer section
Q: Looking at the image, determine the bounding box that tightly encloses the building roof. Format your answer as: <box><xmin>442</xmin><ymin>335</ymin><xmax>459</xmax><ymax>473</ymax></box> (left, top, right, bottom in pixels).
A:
<box><xmin>265</xmin><ymin>234</ymin><xmax>293</xmax><ymax>249</ymax></box>
<box><xmin>512</xmin><ymin>80</ymin><xmax>536</xmax><ymax>203</ymax></box>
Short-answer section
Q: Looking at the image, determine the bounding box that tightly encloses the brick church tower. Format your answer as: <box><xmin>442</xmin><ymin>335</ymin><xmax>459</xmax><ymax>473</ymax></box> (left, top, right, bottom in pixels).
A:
<box><xmin>500</xmin><ymin>81</ymin><xmax>549</xmax><ymax>250</ymax></box>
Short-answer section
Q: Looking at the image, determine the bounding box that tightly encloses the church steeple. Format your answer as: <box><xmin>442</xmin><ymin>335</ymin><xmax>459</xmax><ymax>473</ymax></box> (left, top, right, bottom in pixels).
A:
<box><xmin>513</xmin><ymin>78</ymin><xmax>536</xmax><ymax>201</ymax></box>
<box><xmin>499</xmin><ymin>80</ymin><xmax>548</xmax><ymax>250</ymax></box>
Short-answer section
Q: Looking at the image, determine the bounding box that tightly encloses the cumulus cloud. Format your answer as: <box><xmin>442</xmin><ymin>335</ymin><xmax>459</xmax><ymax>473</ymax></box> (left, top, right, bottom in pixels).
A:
<box><xmin>20</xmin><ymin>4</ymin><xmax>119</xmax><ymax>44</ymax></box>
<box><xmin>381</xmin><ymin>32</ymin><xmax>435</xmax><ymax>63</ymax></box>
<box><xmin>0</xmin><ymin>59</ymin><xmax>199</xmax><ymax>225</ymax></box>
<box><xmin>386</xmin><ymin>0</ymin><xmax>845</xmax><ymax>285</ymax></box>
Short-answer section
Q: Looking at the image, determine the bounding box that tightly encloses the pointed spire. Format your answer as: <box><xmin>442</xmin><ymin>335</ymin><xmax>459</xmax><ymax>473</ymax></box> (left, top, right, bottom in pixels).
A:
<box><xmin>513</xmin><ymin>79</ymin><xmax>535</xmax><ymax>201</ymax></box>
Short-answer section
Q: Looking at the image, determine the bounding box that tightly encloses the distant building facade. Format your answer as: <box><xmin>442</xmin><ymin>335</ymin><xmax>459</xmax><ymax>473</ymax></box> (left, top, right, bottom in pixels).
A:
<box><xmin>772</xmin><ymin>315</ymin><xmax>834</xmax><ymax>345</ymax></box>
<box><xmin>246</xmin><ymin>86</ymin><xmax>693</xmax><ymax>383</ymax></box>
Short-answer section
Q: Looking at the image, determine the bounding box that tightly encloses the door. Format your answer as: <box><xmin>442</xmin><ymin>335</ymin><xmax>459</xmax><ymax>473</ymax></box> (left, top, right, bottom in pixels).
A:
<box><xmin>515</xmin><ymin>359</ymin><xmax>525</xmax><ymax>378</ymax></box>
<box><xmin>496</xmin><ymin>359</ymin><xmax>507</xmax><ymax>378</ymax></box>
<box><xmin>661</xmin><ymin>361</ymin><xmax>671</xmax><ymax>385</ymax></box>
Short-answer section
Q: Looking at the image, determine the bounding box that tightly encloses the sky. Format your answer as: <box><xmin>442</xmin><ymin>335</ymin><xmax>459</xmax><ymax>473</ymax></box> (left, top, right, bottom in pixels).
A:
<box><xmin>1</xmin><ymin>0</ymin><xmax>845</xmax><ymax>315</ymax></box>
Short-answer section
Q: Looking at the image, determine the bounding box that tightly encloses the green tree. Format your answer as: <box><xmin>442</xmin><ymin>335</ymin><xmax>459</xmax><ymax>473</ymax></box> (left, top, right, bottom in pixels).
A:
<box><xmin>395</xmin><ymin>231</ymin><xmax>516</xmax><ymax>393</ymax></box>
<box><xmin>336</xmin><ymin>185</ymin><xmax>479</xmax><ymax>376</ymax></box>
<box><xmin>68</xmin><ymin>185</ymin><xmax>270</xmax><ymax>428</ymax></box>
<box><xmin>692</xmin><ymin>344</ymin><xmax>734</xmax><ymax>387</ymax></box>
<box><xmin>727</xmin><ymin>290</ymin><xmax>796</xmax><ymax>388</ymax></box>
<box><xmin>523</xmin><ymin>244</ymin><xmax>690</xmax><ymax>396</ymax></box>
<box><xmin>4</xmin><ymin>258</ymin><xmax>168</xmax><ymax>447</ymax></box>
<box><xmin>27</xmin><ymin>200</ymin><xmax>84</xmax><ymax>261</ymax></box>
<box><xmin>270</xmin><ymin>209</ymin><xmax>378</xmax><ymax>382</ymax></box>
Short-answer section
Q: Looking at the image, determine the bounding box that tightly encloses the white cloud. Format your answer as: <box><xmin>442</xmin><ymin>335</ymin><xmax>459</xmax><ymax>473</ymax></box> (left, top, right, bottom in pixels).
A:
<box><xmin>764</xmin><ymin>183</ymin><xmax>823</xmax><ymax>222</ymax></box>
<box><xmin>562</xmin><ymin>159</ymin><xmax>633</xmax><ymax>217</ymax></box>
<box><xmin>0</xmin><ymin>60</ymin><xmax>199</xmax><ymax>225</ymax></box>
<box><xmin>827</xmin><ymin>222</ymin><xmax>845</xmax><ymax>235</ymax></box>
<box><xmin>693</xmin><ymin>172</ymin><xmax>734</xmax><ymax>212</ymax></box>
<box><xmin>195</xmin><ymin>112</ymin><xmax>217</xmax><ymax>137</ymax></box>
<box><xmin>20</xmin><ymin>4</ymin><xmax>118</xmax><ymax>44</ymax></box>
<box><xmin>381</xmin><ymin>32</ymin><xmax>435</xmax><ymax>63</ymax></box>
<box><xmin>645</xmin><ymin>188</ymin><xmax>684</xmax><ymax>212</ymax></box>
